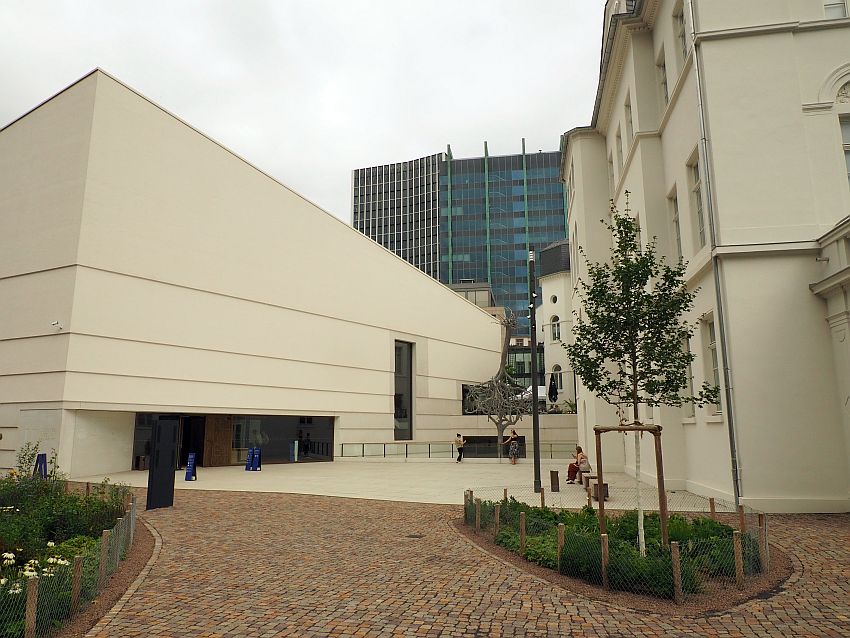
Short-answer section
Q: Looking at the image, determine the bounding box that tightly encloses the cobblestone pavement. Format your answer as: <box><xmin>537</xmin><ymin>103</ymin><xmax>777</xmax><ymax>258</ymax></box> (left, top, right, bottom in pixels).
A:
<box><xmin>88</xmin><ymin>491</ymin><xmax>850</xmax><ymax>637</ymax></box>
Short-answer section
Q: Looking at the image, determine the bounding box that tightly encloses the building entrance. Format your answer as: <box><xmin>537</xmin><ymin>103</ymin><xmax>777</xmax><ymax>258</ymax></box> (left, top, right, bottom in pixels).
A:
<box><xmin>133</xmin><ymin>413</ymin><xmax>335</xmax><ymax>468</ymax></box>
<box><xmin>179</xmin><ymin>415</ymin><xmax>206</xmax><ymax>467</ymax></box>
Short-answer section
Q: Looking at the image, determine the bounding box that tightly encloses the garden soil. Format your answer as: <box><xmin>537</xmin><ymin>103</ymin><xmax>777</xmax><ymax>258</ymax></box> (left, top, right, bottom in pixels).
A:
<box><xmin>55</xmin><ymin>521</ymin><xmax>155</xmax><ymax>638</ymax></box>
<box><xmin>453</xmin><ymin>519</ymin><xmax>793</xmax><ymax>616</ymax></box>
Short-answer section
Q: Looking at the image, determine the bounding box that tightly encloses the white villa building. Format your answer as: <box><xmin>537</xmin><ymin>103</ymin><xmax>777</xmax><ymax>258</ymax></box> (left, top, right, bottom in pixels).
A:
<box><xmin>561</xmin><ymin>0</ymin><xmax>850</xmax><ymax>512</ymax></box>
<box><xmin>0</xmin><ymin>70</ymin><xmax>511</xmax><ymax>477</ymax></box>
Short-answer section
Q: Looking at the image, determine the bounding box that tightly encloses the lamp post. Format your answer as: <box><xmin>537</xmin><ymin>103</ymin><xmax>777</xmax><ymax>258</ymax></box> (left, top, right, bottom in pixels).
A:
<box><xmin>528</xmin><ymin>248</ymin><xmax>542</xmax><ymax>494</ymax></box>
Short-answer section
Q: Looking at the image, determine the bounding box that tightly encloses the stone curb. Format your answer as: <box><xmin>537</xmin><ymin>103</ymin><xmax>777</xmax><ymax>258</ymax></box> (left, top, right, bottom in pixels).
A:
<box><xmin>84</xmin><ymin>516</ymin><xmax>163</xmax><ymax>638</ymax></box>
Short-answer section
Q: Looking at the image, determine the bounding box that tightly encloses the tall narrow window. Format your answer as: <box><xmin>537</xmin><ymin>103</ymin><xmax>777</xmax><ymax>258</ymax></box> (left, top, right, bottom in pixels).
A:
<box><xmin>553</xmin><ymin>364</ymin><xmax>563</xmax><ymax>390</ymax></box>
<box><xmin>669</xmin><ymin>191</ymin><xmax>683</xmax><ymax>261</ymax></box>
<box><xmin>657</xmin><ymin>50</ymin><xmax>669</xmax><ymax>108</ymax></box>
<box><xmin>551</xmin><ymin>316</ymin><xmax>561</xmax><ymax>341</ymax></box>
<box><xmin>703</xmin><ymin>319</ymin><xmax>721</xmax><ymax>414</ymax></box>
<box><xmin>683</xmin><ymin>338</ymin><xmax>695</xmax><ymax>418</ymax></box>
<box><xmin>393</xmin><ymin>341</ymin><xmax>413</xmax><ymax>440</ymax></box>
<box><xmin>673</xmin><ymin>3</ymin><xmax>688</xmax><ymax>64</ymax></box>
<box><xmin>825</xmin><ymin>1</ymin><xmax>848</xmax><ymax>18</ymax></box>
<box><xmin>689</xmin><ymin>159</ymin><xmax>706</xmax><ymax>248</ymax></box>
<box><xmin>842</xmin><ymin>116</ymin><xmax>850</xmax><ymax>189</ymax></box>
<box><xmin>625</xmin><ymin>95</ymin><xmax>634</xmax><ymax>143</ymax></box>
<box><xmin>607</xmin><ymin>153</ymin><xmax>615</xmax><ymax>195</ymax></box>
<box><xmin>615</xmin><ymin>128</ymin><xmax>624</xmax><ymax>175</ymax></box>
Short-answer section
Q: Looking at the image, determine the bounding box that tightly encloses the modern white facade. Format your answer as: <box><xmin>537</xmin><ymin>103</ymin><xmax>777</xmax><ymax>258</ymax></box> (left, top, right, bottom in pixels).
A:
<box><xmin>0</xmin><ymin>70</ymin><xmax>511</xmax><ymax>477</ymax></box>
<box><xmin>562</xmin><ymin>0</ymin><xmax>850</xmax><ymax>512</ymax></box>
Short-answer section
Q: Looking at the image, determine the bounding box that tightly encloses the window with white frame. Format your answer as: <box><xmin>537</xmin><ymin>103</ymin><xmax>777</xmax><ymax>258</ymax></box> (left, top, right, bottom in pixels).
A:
<box><xmin>657</xmin><ymin>49</ymin><xmax>669</xmax><ymax>108</ymax></box>
<box><xmin>683</xmin><ymin>338</ymin><xmax>695</xmax><ymax>418</ymax></box>
<box><xmin>702</xmin><ymin>318</ymin><xmax>721</xmax><ymax>414</ymax></box>
<box><xmin>553</xmin><ymin>364</ymin><xmax>563</xmax><ymax>390</ymax></box>
<box><xmin>669</xmin><ymin>189</ymin><xmax>683</xmax><ymax>262</ymax></box>
<box><xmin>551</xmin><ymin>316</ymin><xmax>561</xmax><ymax>341</ymax></box>
<box><xmin>607</xmin><ymin>153</ymin><xmax>615</xmax><ymax>196</ymax></box>
<box><xmin>824</xmin><ymin>1</ymin><xmax>848</xmax><ymax>18</ymax></box>
<box><xmin>841</xmin><ymin>116</ymin><xmax>850</xmax><ymax>189</ymax></box>
<box><xmin>625</xmin><ymin>95</ymin><xmax>634</xmax><ymax>143</ymax></box>
<box><xmin>673</xmin><ymin>2</ymin><xmax>688</xmax><ymax>65</ymax></box>
<box><xmin>689</xmin><ymin>158</ymin><xmax>706</xmax><ymax>248</ymax></box>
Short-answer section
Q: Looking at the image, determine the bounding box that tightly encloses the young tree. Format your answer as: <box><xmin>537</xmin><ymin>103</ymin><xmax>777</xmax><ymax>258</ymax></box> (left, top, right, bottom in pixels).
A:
<box><xmin>465</xmin><ymin>312</ymin><xmax>533</xmax><ymax>459</ymax></box>
<box><xmin>565</xmin><ymin>197</ymin><xmax>719</xmax><ymax>553</ymax></box>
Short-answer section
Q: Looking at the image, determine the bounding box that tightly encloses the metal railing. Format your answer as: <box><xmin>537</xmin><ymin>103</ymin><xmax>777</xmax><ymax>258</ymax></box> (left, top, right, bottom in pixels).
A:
<box><xmin>338</xmin><ymin>441</ymin><xmax>578</xmax><ymax>459</ymax></box>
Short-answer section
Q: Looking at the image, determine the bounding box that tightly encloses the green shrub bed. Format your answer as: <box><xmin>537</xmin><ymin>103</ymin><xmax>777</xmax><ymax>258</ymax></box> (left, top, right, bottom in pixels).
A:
<box><xmin>0</xmin><ymin>444</ymin><xmax>130</xmax><ymax>636</ymax></box>
<box><xmin>474</xmin><ymin>496</ymin><xmax>761</xmax><ymax>600</ymax></box>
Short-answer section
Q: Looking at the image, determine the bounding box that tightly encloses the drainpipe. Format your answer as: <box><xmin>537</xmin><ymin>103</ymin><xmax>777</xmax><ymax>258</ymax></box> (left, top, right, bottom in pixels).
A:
<box><xmin>688</xmin><ymin>0</ymin><xmax>742</xmax><ymax>503</ymax></box>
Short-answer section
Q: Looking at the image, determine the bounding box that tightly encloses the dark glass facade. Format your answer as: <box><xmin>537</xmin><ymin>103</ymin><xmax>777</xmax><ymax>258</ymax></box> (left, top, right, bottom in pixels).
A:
<box><xmin>352</xmin><ymin>143</ymin><xmax>567</xmax><ymax>336</ymax></box>
<box><xmin>352</xmin><ymin>154</ymin><xmax>441</xmax><ymax>278</ymax></box>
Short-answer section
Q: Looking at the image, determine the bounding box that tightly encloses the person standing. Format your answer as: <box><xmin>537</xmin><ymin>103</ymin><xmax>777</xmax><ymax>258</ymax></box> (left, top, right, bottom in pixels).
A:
<box><xmin>503</xmin><ymin>429</ymin><xmax>520</xmax><ymax>465</ymax></box>
<box><xmin>455</xmin><ymin>433</ymin><xmax>466</xmax><ymax>462</ymax></box>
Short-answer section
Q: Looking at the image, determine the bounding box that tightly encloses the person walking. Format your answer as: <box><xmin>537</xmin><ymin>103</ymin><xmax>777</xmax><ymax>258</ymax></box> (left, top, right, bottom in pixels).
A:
<box><xmin>503</xmin><ymin>429</ymin><xmax>520</xmax><ymax>465</ymax></box>
<box><xmin>455</xmin><ymin>433</ymin><xmax>466</xmax><ymax>462</ymax></box>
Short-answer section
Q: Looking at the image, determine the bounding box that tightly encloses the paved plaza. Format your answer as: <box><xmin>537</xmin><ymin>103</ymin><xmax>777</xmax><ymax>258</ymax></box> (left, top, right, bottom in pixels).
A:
<box><xmin>78</xmin><ymin>460</ymin><xmax>726</xmax><ymax>511</ymax></box>
<box><xmin>80</xmin><ymin>461</ymin><xmax>850</xmax><ymax>638</ymax></box>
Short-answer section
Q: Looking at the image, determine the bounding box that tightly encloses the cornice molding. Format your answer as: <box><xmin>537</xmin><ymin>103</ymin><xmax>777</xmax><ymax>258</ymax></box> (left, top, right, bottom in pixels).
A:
<box><xmin>811</xmin><ymin>266</ymin><xmax>850</xmax><ymax>298</ymax></box>
<box><xmin>816</xmin><ymin>215</ymin><xmax>850</xmax><ymax>245</ymax></box>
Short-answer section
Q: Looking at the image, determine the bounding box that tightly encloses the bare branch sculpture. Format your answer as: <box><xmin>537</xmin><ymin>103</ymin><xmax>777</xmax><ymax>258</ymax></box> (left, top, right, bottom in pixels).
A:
<box><xmin>464</xmin><ymin>311</ymin><xmax>533</xmax><ymax>458</ymax></box>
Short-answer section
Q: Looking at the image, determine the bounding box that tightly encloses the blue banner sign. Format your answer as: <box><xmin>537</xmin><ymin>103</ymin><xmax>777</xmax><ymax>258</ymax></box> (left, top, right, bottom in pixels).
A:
<box><xmin>245</xmin><ymin>447</ymin><xmax>254</xmax><ymax>471</ymax></box>
<box><xmin>251</xmin><ymin>448</ymin><xmax>262</xmax><ymax>471</ymax></box>
<box><xmin>32</xmin><ymin>453</ymin><xmax>48</xmax><ymax>479</ymax></box>
<box><xmin>185</xmin><ymin>452</ymin><xmax>197</xmax><ymax>481</ymax></box>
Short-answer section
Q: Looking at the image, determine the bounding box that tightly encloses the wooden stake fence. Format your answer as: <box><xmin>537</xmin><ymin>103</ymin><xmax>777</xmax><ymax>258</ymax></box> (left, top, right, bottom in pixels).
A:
<box><xmin>494</xmin><ymin>503</ymin><xmax>501</xmax><ymax>538</ymax></box>
<box><xmin>671</xmin><ymin>541</ymin><xmax>683</xmax><ymax>604</ymax></box>
<box><xmin>733</xmin><ymin>530</ymin><xmax>744</xmax><ymax>590</ymax></box>
<box><xmin>557</xmin><ymin>523</ymin><xmax>565</xmax><ymax>565</ymax></box>
<box><xmin>70</xmin><ymin>556</ymin><xmax>83</xmax><ymax>614</ymax></box>
<box><xmin>519</xmin><ymin>512</ymin><xmax>526</xmax><ymax>555</ymax></box>
<box><xmin>25</xmin><ymin>578</ymin><xmax>38</xmax><ymax>638</ymax></box>
<box><xmin>601</xmin><ymin>533</ymin><xmax>610</xmax><ymax>590</ymax></box>
<box><xmin>99</xmin><ymin>529</ymin><xmax>111</xmax><ymax>588</ymax></box>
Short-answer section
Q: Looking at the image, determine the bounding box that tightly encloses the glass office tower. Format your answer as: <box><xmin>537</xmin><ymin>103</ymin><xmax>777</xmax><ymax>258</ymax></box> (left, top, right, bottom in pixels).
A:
<box><xmin>440</xmin><ymin>142</ymin><xmax>566</xmax><ymax>335</ymax></box>
<box><xmin>352</xmin><ymin>154</ymin><xmax>442</xmax><ymax>279</ymax></box>
<box><xmin>352</xmin><ymin>141</ymin><xmax>566</xmax><ymax>335</ymax></box>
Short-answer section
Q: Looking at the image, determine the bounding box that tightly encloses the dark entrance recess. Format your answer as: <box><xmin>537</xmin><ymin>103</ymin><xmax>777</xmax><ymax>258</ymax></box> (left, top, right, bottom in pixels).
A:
<box><xmin>461</xmin><ymin>435</ymin><xmax>526</xmax><ymax>459</ymax></box>
<box><xmin>146</xmin><ymin>415</ymin><xmax>179</xmax><ymax>511</ymax></box>
<box><xmin>179</xmin><ymin>416</ymin><xmax>206</xmax><ymax>467</ymax></box>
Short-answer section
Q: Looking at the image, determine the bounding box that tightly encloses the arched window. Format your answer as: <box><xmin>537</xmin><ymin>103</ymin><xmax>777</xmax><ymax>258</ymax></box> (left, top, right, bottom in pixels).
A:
<box><xmin>551</xmin><ymin>316</ymin><xmax>561</xmax><ymax>341</ymax></box>
<box><xmin>553</xmin><ymin>364</ymin><xmax>563</xmax><ymax>390</ymax></box>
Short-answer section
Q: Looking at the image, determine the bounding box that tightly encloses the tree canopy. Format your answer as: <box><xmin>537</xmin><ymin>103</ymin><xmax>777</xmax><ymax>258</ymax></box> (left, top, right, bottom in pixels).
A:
<box><xmin>565</xmin><ymin>201</ymin><xmax>719</xmax><ymax>421</ymax></box>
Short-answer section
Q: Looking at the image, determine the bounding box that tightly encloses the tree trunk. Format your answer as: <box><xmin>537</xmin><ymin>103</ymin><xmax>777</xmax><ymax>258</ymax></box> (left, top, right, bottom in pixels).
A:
<box><xmin>632</xmin><ymin>354</ymin><xmax>646</xmax><ymax>557</ymax></box>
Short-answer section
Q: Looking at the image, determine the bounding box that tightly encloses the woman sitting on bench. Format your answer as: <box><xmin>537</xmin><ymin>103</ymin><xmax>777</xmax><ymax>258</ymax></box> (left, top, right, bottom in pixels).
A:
<box><xmin>566</xmin><ymin>446</ymin><xmax>591</xmax><ymax>483</ymax></box>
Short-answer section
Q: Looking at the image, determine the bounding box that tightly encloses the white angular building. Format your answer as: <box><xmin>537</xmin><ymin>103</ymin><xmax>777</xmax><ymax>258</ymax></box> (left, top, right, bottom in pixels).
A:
<box><xmin>0</xmin><ymin>70</ymin><xmax>504</xmax><ymax>477</ymax></box>
<box><xmin>562</xmin><ymin>0</ymin><xmax>850</xmax><ymax>512</ymax></box>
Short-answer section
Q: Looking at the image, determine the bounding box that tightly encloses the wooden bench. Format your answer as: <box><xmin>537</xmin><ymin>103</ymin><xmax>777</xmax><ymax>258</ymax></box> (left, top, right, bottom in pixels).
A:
<box><xmin>582</xmin><ymin>474</ymin><xmax>598</xmax><ymax>490</ymax></box>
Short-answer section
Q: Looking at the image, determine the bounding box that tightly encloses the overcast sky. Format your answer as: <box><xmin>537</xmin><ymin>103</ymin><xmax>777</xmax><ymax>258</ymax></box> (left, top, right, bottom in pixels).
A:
<box><xmin>1</xmin><ymin>1</ymin><xmax>604</xmax><ymax>222</ymax></box>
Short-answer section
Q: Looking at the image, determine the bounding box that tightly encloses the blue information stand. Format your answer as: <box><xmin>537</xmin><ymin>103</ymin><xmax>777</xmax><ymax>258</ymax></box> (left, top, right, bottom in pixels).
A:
<box><xmin>32</xmin><ymin>453</ymin><xmax>48</xmax><ymax>479</ymax></box>
<box><xmin>245</xmin><ymin>447</ymin><xmax>262</xmax><ymax>471</ymax></box>
<box><xmin>289</xmin><ymin>441</ymin><xmax>298</xmax><ymax>462</ymax></box>
<box><xmin>185</xmin><ymin>452</ymin><xmax>197</xmax><ymax>481</ymax></box>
